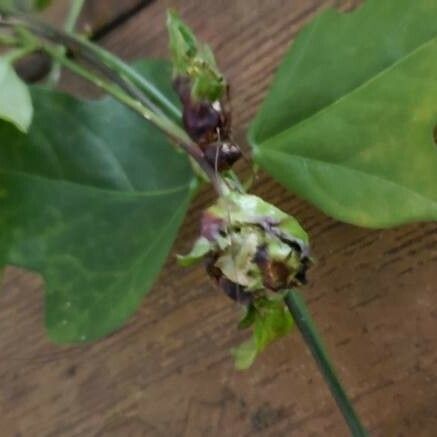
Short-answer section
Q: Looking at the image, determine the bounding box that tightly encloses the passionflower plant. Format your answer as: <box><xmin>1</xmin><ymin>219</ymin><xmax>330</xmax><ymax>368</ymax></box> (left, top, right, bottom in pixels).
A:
<box><xmin>0</xmin><ymin>3</ymin><xmax>374</xmax><ymax>431</ymax></box>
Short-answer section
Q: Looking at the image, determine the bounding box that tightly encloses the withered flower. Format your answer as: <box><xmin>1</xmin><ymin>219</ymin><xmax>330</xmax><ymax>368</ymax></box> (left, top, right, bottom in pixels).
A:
<box><xmin>178</xmin><ymin>192</ymin><xmax>311</xmax><ymax>302</ymax></box>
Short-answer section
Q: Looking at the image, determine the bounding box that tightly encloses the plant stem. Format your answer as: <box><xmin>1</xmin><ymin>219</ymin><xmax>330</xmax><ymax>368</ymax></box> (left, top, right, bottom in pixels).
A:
<box><xmin>44</xmin><ymin>50</ymin><xmax>222</xmax><ymax>192</ymax></box>
<box><xmin>9</xmin><ymin>14</ymin><xmax>180</xmax><ymax>122</ymax></box>
<box><xmin>47</xmin><ymin>0</ymin><xmax>85</xmax><ymax>86</ymax></box>
<box><xmin>64</xmin><ymin>0</ymin><xmax>86</xmax><ymax>33</ymax></box>
<box><xmin>284</xmin><ymin>290</ymin><xmax>367</xmax><ymax>436</ymax></box>
<box><xmin>68</xmin><ymin>31</ymin><xmax>181</xmax><ymax>122</ymax></box>
<box><xmin>0</xmin><ymin>11</ymin><xmax>226</xmax><ymax>193</ymax></box>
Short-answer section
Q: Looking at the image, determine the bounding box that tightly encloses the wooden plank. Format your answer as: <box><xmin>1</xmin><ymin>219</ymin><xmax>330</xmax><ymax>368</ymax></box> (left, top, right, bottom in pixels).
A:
<box><xmin>1</xmin><ymin>1</ymin><xmax>437</xmax><ymax>436</ymax></box>
<box><xmin>44</xmin><ymin>0</ymin><xmax>149</xmax><ymax>35</ymax></box>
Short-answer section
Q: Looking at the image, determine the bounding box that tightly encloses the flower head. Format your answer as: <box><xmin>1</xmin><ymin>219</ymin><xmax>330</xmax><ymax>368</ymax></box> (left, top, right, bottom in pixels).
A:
<box><xmin>179</xmin><ymin>192</ymin><xmax>311</xmax><ymax>301</ymax></box>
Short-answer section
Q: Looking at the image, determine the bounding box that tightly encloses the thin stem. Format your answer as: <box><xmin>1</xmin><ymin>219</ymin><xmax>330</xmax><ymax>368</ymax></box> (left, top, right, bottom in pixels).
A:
<box><xmin>47</xmin><ymin>0</ymin><xmax>85</xmax><ymax>86</ymax></box>
<box><xmin>39</xmin><ymin>42</ymin><xmax>224</xmax><ymax>194</ymax></box>
<box><xmin>3</xmin><ymin>45</ymin><xmax>34</xmax><ymax>62</ymax></box>
<box><xmin>0</xmin><ymin>13</ymin><xmax>186</xmax><ymax>151</ymax></box>
<box><xmin>12</xmin><ymin>14</ymin><xmax>180</xmax><ymax>122</ymax></box>
<box><xmin>73</xmin><ymin>32</ymin><xmax>181</xmax><ymax>122</ymax></box>
<box><xmin>64</xmin><ymin>0</ymin><xmax>86</xmax><ymax>33</ymax></box>
<box><xmin>0</xmin><ymin>11</ymin><xmax>225</xmax><ymax>194</ymax></box>
<box><xmin>41</xmin><ymin>43</ymin><xmax>182</xmax><ymax>140</ymax></box>
<box><xmin>284</xmin><ymin>290</ymin><xmax>367</xmax><ymax>437</ymax></box>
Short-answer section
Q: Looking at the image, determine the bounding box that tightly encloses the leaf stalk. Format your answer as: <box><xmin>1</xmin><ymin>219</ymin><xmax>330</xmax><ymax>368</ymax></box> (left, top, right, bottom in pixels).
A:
<box><xmin>47</xmin><ymin>0</ymin><xmax>86</xmax><ymax>86</ymax></box>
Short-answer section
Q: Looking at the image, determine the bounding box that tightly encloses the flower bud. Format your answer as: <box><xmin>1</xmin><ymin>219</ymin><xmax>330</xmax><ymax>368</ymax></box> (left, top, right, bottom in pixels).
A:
<box><xmin>204</xmin><ymin>141</ymin><xmax>242</xmax><ymax>171</ymax></box>
<box><xmin>179</xmin><ymin>192</ymin><xmax>311</xmax><ymax>300</ymax></box>
<box><xmin>167</xmin><ymin>10</ymin><xmax>226</xmax><ymax>102</ymax></box>
<box><xmin>182</xmin><ymin>99</ymin><xmax>221</xmax><ymax>144</ymax></box>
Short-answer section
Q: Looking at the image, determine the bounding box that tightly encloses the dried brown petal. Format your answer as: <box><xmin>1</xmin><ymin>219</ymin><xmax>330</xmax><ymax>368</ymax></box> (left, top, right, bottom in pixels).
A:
<box><xmin>182</xmin><ymin>100</ymin><xmax>221</xmax><ymax>144</ymax></box>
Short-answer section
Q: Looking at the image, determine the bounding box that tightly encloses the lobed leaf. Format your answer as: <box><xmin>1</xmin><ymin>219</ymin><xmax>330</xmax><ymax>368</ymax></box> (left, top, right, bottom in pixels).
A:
<box><xmin>0</xmin><ymin>60</ymin><xmax>196</xmax><ymax>342</ymax></box>
<box><xmin>249</xmin><ymin>0</ymin><xmax>437</xmax><ymax>228</ymax></box>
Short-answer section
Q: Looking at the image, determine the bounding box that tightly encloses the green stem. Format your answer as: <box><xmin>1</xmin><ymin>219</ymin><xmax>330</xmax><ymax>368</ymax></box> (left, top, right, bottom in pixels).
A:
<box><xmin>0</xmin><ymin>11</ymin><xmax>225</xmax><ymax>192</ymax></box>
<box><xmin>1</xmin><ymin>14</ymin><xmax>186</xmax><ymax>141</ymax></box>
<box><xmin>15</xmin><ymin>16</ymin><xmax>180</xmax><ymax>121</ymax></box>
<box><xmin>41</xmin><ymin>42</ymin><xmax>185</xmax><ymax>142</ymax></box>
<box><xmin>284</xmin><ymin>290</ymin><xmax>367</xmax><ymax>437</ymax></box>
<box><xmin>3</xmin><ymin>45</ymin><xmax>34</xmax><ymax>62</ymax></box>
<box><xmin>72</xmin><ymin>32</ymin><xmax>181</xmax><ymax>122</ymax></box>
<box><xmin>39</xmin><ymin>41</ymin><xmax>223</xmax><ymax>193</ymax></box>
<box><xmin>64</xmin><ymin>0</ymin><xmax>86</xmax><ymax>33</ymax></box>
<box><xmin>47</xmin><ymin>0</ymin><xmax>85</xmax><ymax>86</ymax></box>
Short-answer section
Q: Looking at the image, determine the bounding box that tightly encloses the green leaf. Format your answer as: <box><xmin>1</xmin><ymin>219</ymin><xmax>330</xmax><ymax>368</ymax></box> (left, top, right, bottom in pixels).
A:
<box><xmin>177</xmin><ymin>236</ymin><xmax>211</xmax><ymax>267</ymax></box>
<box><xmin>0</xmin><ymin>0</ymin><xmax>52</xmax><ymax>11</ymax></box>
<box><xmin>0</xmin><ymin>60</ymin><xmax>196</xmax><ymax>342</ymax></box>
<box><xmin>33</xmin><ymin>0</ymin><xmax>52</xmax><ymax>10</ymax></box>
<box><xmin>249</xmin><ymin>0</ymin><xmax>437</xmax><ymax>228</ymax></box>
<box><xmin>238</xmin><ymin>303</ymin><xmax>257</xmax><ymax>329</ymax></box>
<box><xmin>0</xmin><ymin>0</ymin><xmax>13</xmax><ymax>9</ymax></box>
<box><xmin>233</xmin><ymin>297</ymin><xmax>294</xmax><ymax>370</ymax></box>
<box><xmin>0</xmin><ymin>57</ymin><xmax>33</xmax><ymax>132</ymax></box>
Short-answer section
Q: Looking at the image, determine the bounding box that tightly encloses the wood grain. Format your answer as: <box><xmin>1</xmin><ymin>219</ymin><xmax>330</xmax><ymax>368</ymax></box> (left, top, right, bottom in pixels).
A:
<box><xmin>44</xmin><ymin>0</ymin><xmax>149</xmax><ymax>35</ymax></box>
<box><xmin>2</xmin><ymin>1</ymin><xmax>437</xmax><ymax>436</ymax></box>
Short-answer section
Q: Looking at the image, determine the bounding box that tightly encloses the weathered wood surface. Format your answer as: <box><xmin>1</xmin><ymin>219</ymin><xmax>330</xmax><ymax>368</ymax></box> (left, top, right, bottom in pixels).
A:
<box><xmin>1</xmin><ymin>0</ymin><xmax>437</xmax><ymax>436</ymax></box>
<box><xmin>44</xmin><ymin>0</ymin><xmax>148</xmax><ymax>35</ymax></box>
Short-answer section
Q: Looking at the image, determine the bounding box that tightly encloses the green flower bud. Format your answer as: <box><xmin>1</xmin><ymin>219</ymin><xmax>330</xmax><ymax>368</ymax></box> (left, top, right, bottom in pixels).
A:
<box><xmin>166</xmin><ymin>10</ymin><xmax>226</xmax><ymax>102</ymax></box>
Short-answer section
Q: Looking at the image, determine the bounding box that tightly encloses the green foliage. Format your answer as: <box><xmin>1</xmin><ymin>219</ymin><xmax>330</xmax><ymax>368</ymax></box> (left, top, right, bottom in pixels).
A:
<box><xmin>0</xmin><ymin>0</ymin><xmax>52</xmax><ymax>11</ymax></box>
<box><xmin>233</xmin><ymin>296</ymin><xmax>294</xmax><ymax>370</ymax></box>
<box><xmin>0</xmin><ymin>57</ymin><xmax>33</xmax><ymax>132</ymax></box>
<box><xmin>0</xmin><ymin>60</ymin><xmax>196</xmax><ymax>342</ymax></box>
<box><xmin>33</xmin><ymin>0</ymin><xmax>52</xmax><ymax>10</ymax></box>
<box><xmin>166</xmin><ymin>10</ymin><xmax>226</xmax><ymax>101</ymax></box>
<box><xmin>249</xmin><ymin>0</ymin><xmax>437</xmax><ymax>228</ymax></box>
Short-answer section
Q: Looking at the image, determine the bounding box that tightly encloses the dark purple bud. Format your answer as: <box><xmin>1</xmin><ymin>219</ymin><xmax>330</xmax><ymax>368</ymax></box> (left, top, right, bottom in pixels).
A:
<box><xmin>14</xmin><ymin>50</ymin><xmax>52</xmax><ymax>83</ymax></box>
<box><xmin>182</xmin><ymin>100</ymin><xmax>221</xmax><ymax>144</ymax></box>
<box><xmin>204</xmin><ymin>142</ymin><xmax>242</xmax><ymax>171</ymax></box>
